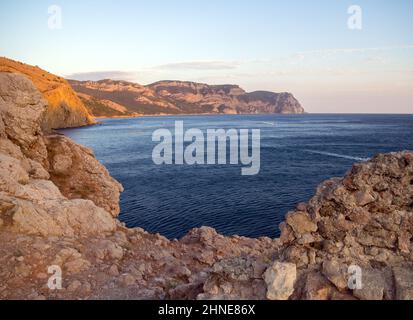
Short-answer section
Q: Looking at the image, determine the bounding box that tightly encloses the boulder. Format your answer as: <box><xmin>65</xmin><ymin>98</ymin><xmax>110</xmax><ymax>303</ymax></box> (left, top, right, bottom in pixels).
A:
<box><xmin>303</xmin><ymin>272</ymin><xmax>335</xmax><ymax>300</ymax></box>
<box><xmin>264</xmin><ymin>261</ymin><xmax>297</xmax><ymax>300</ymax></box>
<box><xmin>286</xmin><ymin>212</ymin><xmax>318</xmax><ymax>235</ymax></box>
<box><xmin>321</xmin><ymin>259</ymin><xmax>348</xmax><ymax>291</ymax></box>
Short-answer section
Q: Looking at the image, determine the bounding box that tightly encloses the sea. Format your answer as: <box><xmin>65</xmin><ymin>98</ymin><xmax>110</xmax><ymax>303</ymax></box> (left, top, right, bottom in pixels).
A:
<box><xmin>60</xmin><ymin>114</ymin><xmax>413</xmax><ymax>239</ymax></box>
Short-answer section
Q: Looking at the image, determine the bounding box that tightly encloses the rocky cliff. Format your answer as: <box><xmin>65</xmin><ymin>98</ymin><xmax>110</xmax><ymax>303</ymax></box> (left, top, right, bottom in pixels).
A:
<box><xmin>69</xmin><ymin>79</ymin><xmax>305</xmax><ymax>117</ymax></box>
<box><xmin>0</xmin><ymin>57</ymin><xmax>96</xmax><ymax>130</ymax></box>
<box><xmin>1</xmin><ymin>72</ymin><xmax>412</xmax><ymax>300</ymax></box>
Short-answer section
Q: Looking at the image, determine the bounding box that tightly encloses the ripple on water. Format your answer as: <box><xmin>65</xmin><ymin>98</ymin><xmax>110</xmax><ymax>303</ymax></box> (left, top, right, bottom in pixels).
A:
<box><xmin>60</xmin><ymin>114</ymin><xmax>413</xmax><ymax>239</ymax></box>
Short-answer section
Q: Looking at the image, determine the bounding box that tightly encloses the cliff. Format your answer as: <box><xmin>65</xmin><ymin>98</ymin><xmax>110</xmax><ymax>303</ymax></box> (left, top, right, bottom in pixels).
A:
<box><xmin>0</xmin><ymin>57</ymin><xmax>96</xmax><ymax>130</ymax></box>
<box><xmin>69</xmin><ymin>79</ymin><xmax>305</xmax><ymax>117</ymax></box>
<box><xmin>0</xmin><ymin>73</ymin><xmax>412</xmax><ymax>300</ymax></box>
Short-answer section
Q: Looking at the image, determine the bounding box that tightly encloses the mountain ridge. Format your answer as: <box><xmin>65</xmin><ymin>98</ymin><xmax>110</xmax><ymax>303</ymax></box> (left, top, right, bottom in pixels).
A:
<box><xmin>0</xmin><ymin>57</ymin><xmax>96</xmax><ymax>130</ymax></box>
<box><xmin>69</xmin><ymin>78</ymin><xmax>305</xmax><ymax>117</ymax></box>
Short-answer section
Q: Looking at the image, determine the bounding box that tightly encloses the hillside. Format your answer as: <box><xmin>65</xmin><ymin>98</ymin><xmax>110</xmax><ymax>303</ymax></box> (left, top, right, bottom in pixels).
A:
<box><xmin>0</xmin><ymin>57</ymin><xmax>95</xmax><ymax>129</ymax></box>
<box><xmin>69</xmin><ymin>79</ymin><xmax>305</xmax><ymax>117</ymax></box>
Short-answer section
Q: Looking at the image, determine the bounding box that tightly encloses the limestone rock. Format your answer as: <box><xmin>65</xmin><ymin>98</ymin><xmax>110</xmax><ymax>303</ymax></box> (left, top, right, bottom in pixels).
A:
<box><xmin>0</xmin><ymin>73</ymin><xmax>48</xmax><ymax>164</ymax></box>
<box><xmin>279</xmin><ymin>151</ymin><xmax>413</xmax><ymax>300</ymax></box>
<box><xmin>0</xmin><ymin>57</ymin><xmax>95</xmax><ymax>130</ymax></box>
<box><xmin>303</xmin><ymin>272</ymin><xmax>336</xmax><ymax>300</ymax></box>
<box><xmin>321</xmin><ymin>259</ymin><xmax>348</xmax><ymax>291</ymax></box>
<box><xmin>264</xmin><ymin>261</ymin><xmax>296</xmax><ymax>300</ymax></box>
<box><xmin>5</xmin><ymin>193</ymin><xmax>116</xmax><ymax>237</ymax></box>
<box><xmin>286</xmin><ymin>211</ymin><xmax>317</xmax><ymax>235</ymax></box>
<box><xmin>95</xmin><ymin>240</ymin><xmax>124</xmax><ymax>261</ymax></box>
<box><xmin>65</xmin><ymin>258</ymin><xmax>91</xmax><ymax>275</ymax></box>
<box><xmin>45</xmin><ymin>135</ymin><xmax>123</xmax><ymax>217</ymax></box>
<box><xmin>200</xmin><ymin>257</ymin><xmax>268</xmax><ymax>300</ymax></box>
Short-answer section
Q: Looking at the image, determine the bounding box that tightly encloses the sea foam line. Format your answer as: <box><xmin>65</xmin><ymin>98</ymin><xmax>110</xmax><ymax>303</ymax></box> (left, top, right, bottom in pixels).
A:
<box><xmin>304</xmin><ymin>150</ymin><xmax>370</xmax><ymax>161</ymax></box>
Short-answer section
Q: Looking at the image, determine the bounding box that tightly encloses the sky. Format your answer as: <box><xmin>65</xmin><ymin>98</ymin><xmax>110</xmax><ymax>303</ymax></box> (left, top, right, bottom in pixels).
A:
<box><xmin>0</xmin><ymin>0</ymin><xmax>412</xmax><ymax>113</ymax></box>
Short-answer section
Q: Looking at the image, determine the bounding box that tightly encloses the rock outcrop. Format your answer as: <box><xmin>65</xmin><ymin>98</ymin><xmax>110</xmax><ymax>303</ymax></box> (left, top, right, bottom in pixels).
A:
<box><xmin>264</xmin><ymin>261</ymin><xmax>297</xmax><ymax>300</ymax></box>
<box><xmin>1</xmin><ymin>71</ymin><xmax>412</xmax><ymax>300</ymax></box>
<box><xmin>275</xmin><ymin>151</ymin><xmax>413</xmax><ymax>300</ymax></box>
<box><xmin>0</xmin><ymin>73</ymin><xmax>121</xmax><ymax>237</ymax></box>
<box><xmin>69</xmin><ymin>79</ymin><xmax>305</xmax><ymax>117</ymax></box>
<box><xmin>0</xmin><ymin>57</ymin><xmax>95</xmax><ymax>130</ymax></box>
<box><xmin>45</xmin><ymin>135</ymin><xmax>124</xmax><ymax>217</ymax></box>
<box><xmin>198</xmin><ymin>151</ymin><xmax>413</xmax><ymax>301</ymax></box>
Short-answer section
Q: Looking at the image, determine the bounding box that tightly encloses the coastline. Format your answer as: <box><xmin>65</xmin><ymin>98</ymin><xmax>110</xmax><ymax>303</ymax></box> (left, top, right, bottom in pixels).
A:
<box><xmin>91</xmin><ymin>112</ymin><xmax>310</xmax><ymax>123</ymax></box>
<box><xmin>93</xmin><ymin>112</ymin><xmax>413</xmax><ymax>122</ymax></box>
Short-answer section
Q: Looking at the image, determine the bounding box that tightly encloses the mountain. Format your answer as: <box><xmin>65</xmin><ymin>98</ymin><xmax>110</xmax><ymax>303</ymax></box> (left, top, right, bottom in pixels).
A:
<box><xmin>0</xmin><ymin>57</ymin><xmax>95</xmax><ymax>130</ymax></box>
<box><xmin>69</xmin><ymin>79</ymin><xmax>305</xmax><ymax>117</ymax></box>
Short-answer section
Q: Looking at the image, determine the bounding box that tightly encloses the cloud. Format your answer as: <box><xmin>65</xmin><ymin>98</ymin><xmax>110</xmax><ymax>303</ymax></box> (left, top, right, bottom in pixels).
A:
<box><xmin>298</xmin><ymin>45</ymin><xmax>413</xmax><ymax>56</ymax></box>
<box><xmin>65</xmin><ymin>70</ymin><xmax>139</xmax><ymax>81</ymax></box>
<box><xmin>153</xmin><ymin>60</ymin><xmax>240</xmax><ymax>71</ymax></box>
<box><xmin>364</xmin><ymin>56</ymin><xmax>387</xmax><ymax>64</ymax></box>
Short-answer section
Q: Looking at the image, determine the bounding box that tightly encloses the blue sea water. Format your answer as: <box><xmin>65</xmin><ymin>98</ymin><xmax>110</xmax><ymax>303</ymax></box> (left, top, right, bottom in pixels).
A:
<box><xmin>60</xmin><ymin>114</ymin><xmax>413</xmax><ymax>239</ymax></box>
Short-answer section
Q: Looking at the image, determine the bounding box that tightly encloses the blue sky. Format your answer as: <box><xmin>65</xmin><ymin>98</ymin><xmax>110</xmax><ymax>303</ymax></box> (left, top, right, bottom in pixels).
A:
<box><xmin>0</xmin><ymin>0</ymin><xmax>412</xmax><ymax>113</ymax></box>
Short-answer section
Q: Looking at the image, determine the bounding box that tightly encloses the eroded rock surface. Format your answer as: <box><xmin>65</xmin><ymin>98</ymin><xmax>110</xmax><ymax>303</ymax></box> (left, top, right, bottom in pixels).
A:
<box><xmin>275</xmin><ymin>150</ymin><xmax>413</xmax><ymax>300</ymax></box>
<box><xmin>45</xmin><ymin>135</ymin><xmax>123</xmax><ymax>217</ymax></box>
<box><xmin>0</xmin><ymin>57</ymin><xmax>95</xmax><ymax>130</ymax></box>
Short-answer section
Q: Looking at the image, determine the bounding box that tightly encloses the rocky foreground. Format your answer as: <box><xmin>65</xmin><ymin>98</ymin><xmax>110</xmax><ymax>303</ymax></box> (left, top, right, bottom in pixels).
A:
<box><xmin>1</xmin><ymin>73</ymin><xmax>412</xmax><ymax>300</ymax></box>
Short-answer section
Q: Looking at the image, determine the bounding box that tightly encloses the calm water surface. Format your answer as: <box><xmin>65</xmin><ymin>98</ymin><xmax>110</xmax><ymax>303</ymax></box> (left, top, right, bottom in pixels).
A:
<box><xmin>60</xmin><ymin>114</ymin><xmax>413</xmax><ymax>239</ymax></box>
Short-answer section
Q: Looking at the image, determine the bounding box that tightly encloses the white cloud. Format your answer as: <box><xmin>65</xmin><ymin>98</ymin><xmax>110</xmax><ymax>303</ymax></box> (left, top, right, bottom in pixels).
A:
<box><xmin>298</xmin><ymin>45</ymin><xmax>413</xmax><ymax>56</ymax></box>
<box><xmin>153</xmin><ymin>60</ymin><xmax>241</xmax><ymax>71</ymax></box>
<box><xmin>65</xmin><ymin>70</ymin><xmax>139</xmax><ymax>81</ymax></box>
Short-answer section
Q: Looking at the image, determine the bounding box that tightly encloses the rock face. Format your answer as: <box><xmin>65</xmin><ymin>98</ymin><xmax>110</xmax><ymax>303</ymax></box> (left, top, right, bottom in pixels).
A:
<box><xmin>69</xmin><ymin>79</ymin><xmax>305</xmax><ymax>117</ymax></box>
<box><xmin>276</xmin><ymin>151</ymin><xmax>413</xmax><ymax>300</ymax></box>
<box><xmin>45</xmin><ymin>135</ymin><xmax>124</xmax><ymax>217</ymax></box>
<box><xmin>264</xmin><ymin>262</ymin><xmax>296</xmax><ymax>300</ymax></box>
<box><xmin>0</xmin><ymin>57</ymin><xmax>95</xmax><ymax>130</ymax></box>
<box><xmin>0</xmin><ymin>73</ymin><xmax>120</xmax><ymax>237</ymax></box>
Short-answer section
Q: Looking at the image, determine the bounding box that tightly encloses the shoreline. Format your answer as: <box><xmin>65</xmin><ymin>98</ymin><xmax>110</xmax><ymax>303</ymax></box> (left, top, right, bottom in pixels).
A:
<box><xmin>92</xmin><ymin>112</ymin><xmax>308</xmax><ymax>121</ymax></box>
<box><xmin>93</xmin><ymin>112</ymin><xmax>413</xmax><ymax>122</ymax></box>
